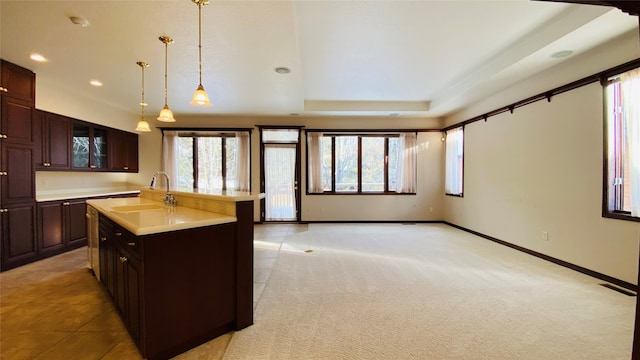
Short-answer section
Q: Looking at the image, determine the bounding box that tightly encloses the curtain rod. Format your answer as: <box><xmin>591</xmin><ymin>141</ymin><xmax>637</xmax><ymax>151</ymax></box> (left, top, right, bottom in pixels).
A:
<box><xmin>442</xmin><ymin>57</ymin><xmax>640</xmax><ymax>131</ymax></box>
<box><xmin>159</xmin><ymin>127</ymin><xmax>253</xmax><ymax>134</ymax></box>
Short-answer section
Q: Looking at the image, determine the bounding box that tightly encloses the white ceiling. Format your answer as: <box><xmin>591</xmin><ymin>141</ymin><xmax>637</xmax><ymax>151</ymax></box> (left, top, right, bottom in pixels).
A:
<box><xmin>1</xmin><ymin>0</ymin><xmax>638</xmax><ymax>119</ymax></box>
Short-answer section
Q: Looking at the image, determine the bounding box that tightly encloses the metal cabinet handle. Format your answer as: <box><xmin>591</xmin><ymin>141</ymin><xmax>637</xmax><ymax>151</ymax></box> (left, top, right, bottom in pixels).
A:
<box><xmin>63</xmin><ymin>202</ymin><xmax>70</xmax><ymax>206</ymax></box>
<box><xmin>115</xmin><ymin>232</ymin><xmax>122</xmax><ymax>236</ymax></box>
<box><xmin>119</xmin><ymin>256</ymin><xmax>128</xmax><ymax>263</ymax></box>
<box><xmin>100</xmin><ymin>236</ymin><xmax>107</xmax><ymax>242</ymax></box>
<box><xmin>127</xmin><ymin>242</ymin><xmax>136</xmax><ymax>247</ymax></box>
<box><xmin>90</xmin><ymin>165</ymin><xmax>96</xmax><ymax>169</ymax></box>
<box><xmin>0</xmin><ymin>209</ymin><xmax>7</xmax><ymax>213</ymax></box>
<box><xmin>124</xmin><ymin>166</ymin><xmax>129</xmax><ymax>170</ymax></box>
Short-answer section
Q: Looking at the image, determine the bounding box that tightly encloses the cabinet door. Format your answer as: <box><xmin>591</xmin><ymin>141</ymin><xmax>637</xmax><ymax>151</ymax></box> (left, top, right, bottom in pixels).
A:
<box><xmin>33</xmin><ymin>109</ymin><xmax>43</xmax><ymax>168</ymax></box>
<box><xmin>92</xmin><ymin>127</ymin><xmax>109</xmax><ymax>170</ymax></box>
<box><xmin>1</xmin><ymin>97</ymin><xmax>33</xmax><ymax>145</ymax></box>
<box><xmin>109</xmin><ymin>129</ymin><xmax>138</xmax><ymax>172</ymax></box>
<box><xmin>66</xmin><ymin>199</ymin><xmax>87</xmax><ymax>246</ymax></box>
<box><xmin>125</xmin><ymin>256</ymin><xmax>142</xmax><ymax>343</ymax></box>
<box><xmin>38</xmin><ymin>201</ymin><xmax>64</xmax><ymax>255</ymax></box>
<box><xmin>1</xmin><ymin>202</ymin><xmax>37</xmax><ymax>271</ymax></box>
<box><xmin>125</xmin><ymin>131</ymin><xmax>139</xmax><ymax>172</ymax></box>
<box><xmin>0</xmin><ymin>60</ymin><xmax>35</xmax><ymax>104</ymax></box>
<box><xmin>1</xmin><ymin>142</ymin><xmax>34</xmax><ymax>205</ymax></box>
<box><xmin>115</xmin><ymin>247</ymin><xmax>127</xmax><ymax>315</ymax></box>
<box><xmin>99</xmin><ymin>230</ymin><xmax>117</xmax><ymax>300</ymax></box>
<box><xmin>46</xmin><ymin>113</ymin><xmax>71</xmax><ymax>169</ymax></box>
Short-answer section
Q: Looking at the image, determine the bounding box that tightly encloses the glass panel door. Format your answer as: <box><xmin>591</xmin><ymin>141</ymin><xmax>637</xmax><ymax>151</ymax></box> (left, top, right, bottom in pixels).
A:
<box><xmin>264</xmin><ymin>144</ymin><xmax>297</xmax><ymax>221</ymax></box>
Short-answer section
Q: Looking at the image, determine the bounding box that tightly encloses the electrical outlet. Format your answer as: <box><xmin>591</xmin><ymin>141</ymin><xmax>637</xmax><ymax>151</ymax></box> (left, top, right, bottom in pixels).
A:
<box><xmin>542</xmin><ymin>231</ymin><xmax>549</xmax><ymax>241</ymax></box>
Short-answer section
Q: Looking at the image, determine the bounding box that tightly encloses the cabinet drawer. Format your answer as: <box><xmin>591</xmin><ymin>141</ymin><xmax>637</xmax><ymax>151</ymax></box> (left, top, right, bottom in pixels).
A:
<box><xmin>113</xmin><ymin>224</ymin><xmax>141</xmax><ymax>259</ymax></box>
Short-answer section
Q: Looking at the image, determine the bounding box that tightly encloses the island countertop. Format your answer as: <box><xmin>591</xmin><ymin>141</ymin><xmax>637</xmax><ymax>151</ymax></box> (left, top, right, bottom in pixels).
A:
<box><xmin>86</xmin><ymin>197</ymin><xmax>237</xmax><ymax>236</ymax></box>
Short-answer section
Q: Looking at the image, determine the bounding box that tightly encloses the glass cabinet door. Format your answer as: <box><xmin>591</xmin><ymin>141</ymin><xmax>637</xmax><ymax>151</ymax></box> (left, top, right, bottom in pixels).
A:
<box><xmin>92</xmin><ymin>127</ymin><xmax>108</xmax><ymax>169</ymax></box>
<box><xmin>72</xmin><ymin>123</ymin><xmax>90</xmax><ymax>168</ymax></box>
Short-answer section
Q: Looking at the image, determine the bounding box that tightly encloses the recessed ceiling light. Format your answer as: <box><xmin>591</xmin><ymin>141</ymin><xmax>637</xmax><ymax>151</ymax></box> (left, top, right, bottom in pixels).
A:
<box><xmin>275</xmin><ymin>67</ymin><xmax>290</xmax><ymax>74</ymax></box>
<box><xmin>30</xmin><ymin>53</ymin><xmax>47</xmax><ymax>62</ymax></box>
<box><xmin>140</xmin><ymin>102</ymin><xmax>148</xmax><ymax>107</ymax></box>
<box><xmin>90</xmin><ymin>80</ymin><xmax>103</xmax><ymax>87</ymax></box>
<box><xmin>551</xmin><ymin>50</ymin><xmax>573</xmax><ymax>59</ymax></box>
<box><xmin>69</xmin><ymin>16</ymin><xmax>89</xmax><ymax>27</ymax></box>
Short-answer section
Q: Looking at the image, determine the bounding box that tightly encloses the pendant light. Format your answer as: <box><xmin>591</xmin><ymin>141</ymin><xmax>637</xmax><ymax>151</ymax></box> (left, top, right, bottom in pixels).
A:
<box><xmin>190</xmin><ymin>0</ymin><xmax>211</xmax><ymax>106</ymax></box>
<box><xmin>157</xmin><ymin>35</ymin><xmax>176</xmax><ymax>122</ymax></box>
<box><xmin>135</xmin><ymin>61</ymin><xmax>151</xmax><ymax>132</ymax></box>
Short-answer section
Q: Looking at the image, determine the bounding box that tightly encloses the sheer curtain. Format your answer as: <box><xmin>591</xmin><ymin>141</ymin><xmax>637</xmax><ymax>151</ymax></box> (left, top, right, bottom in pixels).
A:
<box><xmin>264</xmin><ymin>145</ymin><xmax>296</xmax><ymax>220</ymax></box>
<box><xmin>235</xmin><ymin>131</ymin><xmax>250</xmax><ymax>192</ymax></box>
<box><xmin>161</xmin><ymin>130</ymin><xmax>178</xmax><ymax>191</ymax></box>
<box><xmin>307</xmin><ymin>132</ymin><xmax>324</xmax><ymax>193</ymax></box>
<box><xmin>445</xmin><ymin>127</ymin><xmax>464</xmax><ymax>195</ymax></box>
<box><xmin>395</xmin><ymin>132</ymin><xmax>417</xmax><ymax>193</ymax></box>
<box><xmin>621</xmin><ymin>68</ymin><xmax>640</xmax><ymax>216</ymax></box>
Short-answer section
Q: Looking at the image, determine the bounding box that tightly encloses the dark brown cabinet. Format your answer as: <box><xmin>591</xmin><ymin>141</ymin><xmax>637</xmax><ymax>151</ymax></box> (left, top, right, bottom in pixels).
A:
<box><xmin>110</xmin><ymin>129</ymin><xmax>138</xmax><ymax>172</ymax></box>
<box><xmin>0</xmin><ymin>60</ymin><xmax>35</xmax><ymax>104</ymax></box>
<box><xmin>99</xmin><ymin>216</ymin><xmax>142</xmax><ymax>345</ymax></box>
<box><xmin>72</xmin><ymin>122</ymin><xmax>109</xmax><ymax>171</ymax></box>
<box><xmin>97</xmin><ymin>213</ymin><xmax>245</xmax><ymax>360</ymax></box>
<box><xmin>1</xmin><ymin>97</ymin><xmax>34</xmax><ymax>145</ymax></box>
<box><xmin>35</xmin><ymin>115</ymin><xmax>138</xmax><ymax>173</ymax></box>
<box><xmin>0</xmin><ymin>202</ymin><xmax>37</xmax><ymax>271</ymax></box>
<box><xmin>1</xmin><ymin>142</ymin><xmax>35</xmax><ymax>205</ymax></box>
<box><xmin>0</xmin><ymin>60</ymin><xmax>37</xmax><ymax>271</ymax></box>
<box><xmin>33</xmin><ymin>110</ymin><xmax>71</xmax><ymax>170</ymax></box>
<box><xmin>37</xmin><ymin>199</ymin><xmax>87</xmax><ymax>258</ymax></box>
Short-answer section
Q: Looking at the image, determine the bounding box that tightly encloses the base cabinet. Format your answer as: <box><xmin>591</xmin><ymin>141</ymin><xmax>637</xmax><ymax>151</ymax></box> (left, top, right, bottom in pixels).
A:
<box><xmin>98</xmin><ymin>214</ymin><xmax>243</xmax><ymax>360</ymax></box>
<box><xmin>0</xmin><ymin>202</ymin><xmax>37</xmax><ymax>270</ymax></box>
<box><xmin>37</xmin><ymin>199</ymin><xmax>87</xmax><ymax>258</ymax></box>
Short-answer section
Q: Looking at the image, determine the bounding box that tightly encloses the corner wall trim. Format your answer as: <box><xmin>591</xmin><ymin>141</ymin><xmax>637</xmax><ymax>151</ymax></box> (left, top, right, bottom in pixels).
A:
<box><xmin>443</xmin><ymin>222</ymin><xmax>638</xmax><ymax>292</ymax></box>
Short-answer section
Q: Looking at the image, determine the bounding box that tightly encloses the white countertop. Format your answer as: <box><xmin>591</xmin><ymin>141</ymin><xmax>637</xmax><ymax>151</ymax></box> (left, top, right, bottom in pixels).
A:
<box><xmin>37</xmin><ymin>186</ymin><xmax>141</xmax><ymax>202</ymax></box>
<box><xmin>170</xmin><ymin>186</ymin><xmax>266</xmax><ymax>202</ymax></box>
<box><xmin>86</xmin><ymin>197</ymin><xmax>237</xmax><ymax>236</ymax></box>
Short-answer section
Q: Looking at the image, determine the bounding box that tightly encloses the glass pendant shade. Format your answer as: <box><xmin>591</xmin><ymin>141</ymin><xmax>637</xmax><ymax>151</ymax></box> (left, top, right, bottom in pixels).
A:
<box><xmin>157</xmin><ymin>104</ymin><xmax>176</xmax><ymax>122</ymax></box>
<box><xmin>136</xmin><ymin>116</ymin><xmax>151</xmax><ymax>132</ymax></box>
<box><xmin>190</xmin><ymin>84</ymin><xmax>211</xmax><ymax>106</ymax></box>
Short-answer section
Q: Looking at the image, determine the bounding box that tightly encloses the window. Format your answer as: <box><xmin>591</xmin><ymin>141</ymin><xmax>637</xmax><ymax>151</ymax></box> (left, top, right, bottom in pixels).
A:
<box><xmin>307</xmin><ymin>132</ymin><xmax>415</xmax><ymax>194</ymax></box>
<box><xmin>167</xmin><ymin>131</ymin><xmax>250</xmax><ymax>192</ymax></box>
<box><xmin>445</xmin><ymin>127</ymin><xmax>464</xmax><ymax>196</ymax></box>
<box><xmin>604</xmin><ymin>67</ymin><xmax>640</xmax><ymax>220</ymax></box>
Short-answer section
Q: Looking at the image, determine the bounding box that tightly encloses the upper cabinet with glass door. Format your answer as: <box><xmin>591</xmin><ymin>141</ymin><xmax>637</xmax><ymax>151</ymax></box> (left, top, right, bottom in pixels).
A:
<box><xmin>72</xmin><ymin>122</ymin><xmax>109</xmax><ymax>171</ymax></box>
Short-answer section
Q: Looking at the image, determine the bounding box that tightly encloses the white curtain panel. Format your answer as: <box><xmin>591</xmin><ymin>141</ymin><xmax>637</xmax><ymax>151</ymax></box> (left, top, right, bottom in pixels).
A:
<box><xmin>307</xmin><ymin>132</ymin><xmax>324</xmax><ymax>193</ymax></box>
<box><xmin>264</xmin><ymin>145</ymin><xmax>296</xmax><ymax>220</ymax></box>
<box><xmin>395</xmin><ymin>132</ymin><xmax>417</xmax><ymax>193</ymax></box>
<box><xmin>161</xmin><ymin>130</ymin><xmax>178</xmax><ymax>190</ymax></box>
<box><xmin>235</xmin><ymin>131</ymin><xmax>251</xmax><ymax>192</ymax></box>
<box><xmin>445</xmin><ymin>127</ymin><xmax>464</xmax><ymax>195</ymax></box>
<box><xmin>621</xmin><ymin>68</ymin><xmax>640</xmax><ymax>216</ymax></box>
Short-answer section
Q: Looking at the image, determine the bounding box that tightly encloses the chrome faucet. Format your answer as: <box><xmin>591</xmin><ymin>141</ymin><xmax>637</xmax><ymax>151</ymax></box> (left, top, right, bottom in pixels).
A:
<box><xmin>150</xmin><ymin>171</ymin><xmax>176</xmax><ymax>207</ymax></box>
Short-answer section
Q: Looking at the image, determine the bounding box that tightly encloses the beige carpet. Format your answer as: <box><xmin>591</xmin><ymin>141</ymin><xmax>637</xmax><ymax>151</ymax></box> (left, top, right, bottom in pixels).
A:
<box><xmin>224</xmin><ymin>223</ymin><xmax>634</xmax><ymax>360</ymax></box>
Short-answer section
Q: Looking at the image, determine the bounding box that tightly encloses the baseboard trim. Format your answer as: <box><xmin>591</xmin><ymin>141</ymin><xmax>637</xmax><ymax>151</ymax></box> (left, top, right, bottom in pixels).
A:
<box><xmin>303</xmin><ymin>220</ymin><xmax>443</xmax><ymax>224</ymax></box>
<box><xmin>444</xmin><ymin>222</ymin><xmax>638</xmax><ymax>292</ymax></box>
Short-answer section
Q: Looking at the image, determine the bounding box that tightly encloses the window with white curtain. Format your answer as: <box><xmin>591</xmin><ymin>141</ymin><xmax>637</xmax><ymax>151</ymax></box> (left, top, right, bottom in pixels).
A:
<box><xmin>604</xmin><ymin>67</ymin><xmax>640</xmax><ymax>220</ymax></box>
<box><xmin>164</xmin><ymin>130</ymin><xmax>251</xmax><ymax>192</ymax></box>
<box><xmin>445</xmin><ymin>127</ymin><xmax>464</xmax><ymax>196</ymax></box>
<box><xmin>306</xmin><ymin>132</ymin><xmax>416</xmax><ymax>194</ymax></box>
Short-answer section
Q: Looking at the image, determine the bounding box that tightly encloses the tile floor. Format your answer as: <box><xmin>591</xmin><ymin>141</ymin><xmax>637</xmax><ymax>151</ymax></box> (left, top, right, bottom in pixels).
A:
<box><xmin>0</xmin><ymin>224</ymin><xmax>304</xmax><ymax>360</ymax></box>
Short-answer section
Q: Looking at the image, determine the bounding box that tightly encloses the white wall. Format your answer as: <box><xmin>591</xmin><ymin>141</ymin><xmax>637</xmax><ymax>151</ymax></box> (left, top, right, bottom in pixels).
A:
<box><xmin>442</xmin><ymin>32</ymin><xmax>640</xmax><ymax>284</ymax></box>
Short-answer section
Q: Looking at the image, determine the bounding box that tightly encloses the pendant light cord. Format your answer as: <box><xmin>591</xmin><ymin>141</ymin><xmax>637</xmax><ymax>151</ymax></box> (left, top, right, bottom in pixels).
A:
<box><xmin>198</xmin><ymin>2</ymin><xmax>203</xmax><ymax>86</ymax></box>
<box><xmin>141</xmin><ymin>65</ymin><xmax>145</xmax><ymax>117</ymax></box>
<box><xmin>164</xmin><ymin>41</ymin><xmax>168</xmax><ymax>105</ymax></box>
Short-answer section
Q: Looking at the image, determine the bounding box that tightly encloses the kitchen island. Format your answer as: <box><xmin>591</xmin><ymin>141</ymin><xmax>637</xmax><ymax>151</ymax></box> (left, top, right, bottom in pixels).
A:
<box><xmin>86</xmin><ymin>189</ymin><xmax>262</xmax><ymax>360</ymax></box>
